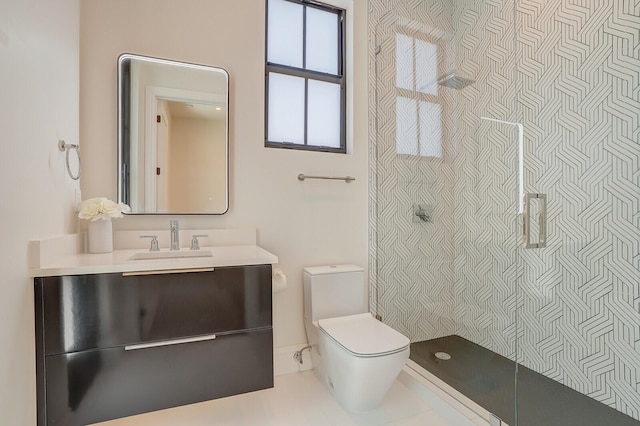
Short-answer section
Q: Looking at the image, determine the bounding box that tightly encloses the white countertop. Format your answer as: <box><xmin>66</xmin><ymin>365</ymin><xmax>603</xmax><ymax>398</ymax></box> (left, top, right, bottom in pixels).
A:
<box><xmin>30</xmin><ymin>245</ymin><xmax>278</xmax><ymax>277</ymax></box>
<box><xmin>29</xmin><ymin>229</ymin><xmax>278</xmax><ymax>277</ymax></box>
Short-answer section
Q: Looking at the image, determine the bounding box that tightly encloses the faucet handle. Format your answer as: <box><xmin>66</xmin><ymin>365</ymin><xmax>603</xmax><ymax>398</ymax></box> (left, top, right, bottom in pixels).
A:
<box><xmin>190</xmin><ymin>234</ymin><xmax>208</xmax><ymax>251</ymax></box>
<box><xmin>140</xmin><ymin>235</ymin><xmax>159</xmax><ymax>251</ymax></box>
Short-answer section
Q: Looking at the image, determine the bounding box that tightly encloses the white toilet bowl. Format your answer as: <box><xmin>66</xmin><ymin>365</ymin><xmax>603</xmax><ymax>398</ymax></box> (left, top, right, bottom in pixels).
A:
<box><xmin>303</xmin><ymin>265</ymin><xmax>410</xmax><ymax>411</ymax></box>
<box><xmin>316</xmin><ymin>313</ymin><xmax>410</xmax><ymax>411</ymax></box>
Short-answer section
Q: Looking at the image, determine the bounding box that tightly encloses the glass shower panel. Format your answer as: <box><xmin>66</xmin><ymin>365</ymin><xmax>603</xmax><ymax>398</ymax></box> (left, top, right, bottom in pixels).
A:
<box><xmin>515</xmin><ymin>1</ymin><xmax>640</xmax><ymax>423</ymax></box>
<box><xmin>372</xmin><ymin>0</ymin><xmax>519</xmax><ymax>423</ymax></box>
<box><xmin>373</xmin><ymin>1</ymin><xmax>459</xmax><ymax>345</ymax></box>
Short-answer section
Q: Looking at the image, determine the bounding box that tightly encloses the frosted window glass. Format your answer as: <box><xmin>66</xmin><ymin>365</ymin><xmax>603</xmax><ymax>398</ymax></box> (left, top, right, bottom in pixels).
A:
<box><xmin>396</xmin><ymin>97</ymin><xmax>418</xmax><ymax>155</ymax></box>
<box><xmin>267</xmin><ymin>0</ymin><xmax>303</xmax><ymax>68</ymax></box>
<box><xmin>396</xmin><ymin>34</ymin><xmax>414</xmax><ymax>90</ymax></box>
<box><xmin>419</xmin><ymin>102</ymin><xmax>443</xmax><ymax>157</ymax></box>
<box><xmin>268</xmin><ymin>73</ymin><xmax>305</xmax><ymax>144</ymax></box>
<box><xmin>306</xmin><ymin>8</ymin><xmax>339</xmax><ymax>75</ymax></box>
<box><xmin>308</xmin><ymin>80</ymin><xmax>341</xmax><ymax>148</ymax></box>
<box><xmin>415</xmin><ymin>40</ymin><xmax>438</xmax><ymax>95</ymax></box>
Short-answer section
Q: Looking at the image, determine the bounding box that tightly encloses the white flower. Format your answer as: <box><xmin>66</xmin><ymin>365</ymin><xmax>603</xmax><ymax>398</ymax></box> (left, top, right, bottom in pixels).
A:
<box><xmin>78</xmin><ymin>197</ymin><xmax>130</xmax><ymax>221</ymax></box>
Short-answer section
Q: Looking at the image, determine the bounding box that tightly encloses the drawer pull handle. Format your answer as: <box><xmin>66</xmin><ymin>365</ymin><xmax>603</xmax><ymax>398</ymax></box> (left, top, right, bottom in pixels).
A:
<box><xmin>122</xmin><ymin>267</ymin><xmax>214</xmax><ymax>276</ymax></box>
<box><xmin>124</xmin><ymin>334</ymin><xmax>217</xmax><ymax>351</ymax></box>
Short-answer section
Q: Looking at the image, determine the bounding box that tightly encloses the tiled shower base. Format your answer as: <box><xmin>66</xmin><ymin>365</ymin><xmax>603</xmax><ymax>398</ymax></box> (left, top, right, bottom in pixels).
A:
<box><xmin>410</xmin><ymin>335</ymin><xmax>640</xmax><ymax>426</ymax></box>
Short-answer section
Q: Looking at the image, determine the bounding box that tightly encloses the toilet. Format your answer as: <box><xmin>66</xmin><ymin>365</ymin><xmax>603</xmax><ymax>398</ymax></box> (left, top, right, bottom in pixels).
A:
<box><xmin>303</xmin><ymin>265</ymin><xmax>410</xmax><ymax>412</ymax></box>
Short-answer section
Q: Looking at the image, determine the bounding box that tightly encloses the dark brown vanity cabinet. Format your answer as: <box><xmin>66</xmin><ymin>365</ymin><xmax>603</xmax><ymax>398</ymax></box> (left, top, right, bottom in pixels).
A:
<box><xmin>34</xmin><ymin>265</ymin><xmax>273</xmax><ymax>426</ymax></box>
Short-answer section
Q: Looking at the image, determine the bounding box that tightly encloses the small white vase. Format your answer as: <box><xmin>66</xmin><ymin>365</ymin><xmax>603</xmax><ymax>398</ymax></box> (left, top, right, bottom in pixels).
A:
<box><xmin>88</xmin><ymin>219</ymin><xmax>113</xmax><ymax>254</ymax></box>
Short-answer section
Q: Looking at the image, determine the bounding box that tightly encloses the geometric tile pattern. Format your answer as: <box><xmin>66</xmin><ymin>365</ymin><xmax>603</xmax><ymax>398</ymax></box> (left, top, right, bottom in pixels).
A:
<box><xmin>450</xmin><ymin>0</ymin><xmax>520</xmax><ymax>364</ymax></box>
<box><xmin>369</xmin><ymin>0</ymin><xmax>458</xmax><ymax>343</ymax></box>
<box><xmin>369</xmin><ymin>0</ymin><xmax>640</xmax><ymax>420</ymax></box>
<box><xmin>515</xmin><ymin>0</ymin><xmax>640</xmax><ymax>419</ymax></box>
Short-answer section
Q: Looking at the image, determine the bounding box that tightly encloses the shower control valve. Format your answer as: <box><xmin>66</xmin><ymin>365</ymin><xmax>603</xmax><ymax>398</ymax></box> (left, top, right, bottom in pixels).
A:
<box><xmin>413</xmin><ymin>204</ymin><xmax>433</xmax><ymax>223</ymax></box>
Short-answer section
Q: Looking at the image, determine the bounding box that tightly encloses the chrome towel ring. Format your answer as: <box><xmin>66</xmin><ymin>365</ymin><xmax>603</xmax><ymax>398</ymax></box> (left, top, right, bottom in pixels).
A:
<box><xmin>58</xmin><ymin>140</ymin><xmax>81</xmax><ymax>180</ymax></box>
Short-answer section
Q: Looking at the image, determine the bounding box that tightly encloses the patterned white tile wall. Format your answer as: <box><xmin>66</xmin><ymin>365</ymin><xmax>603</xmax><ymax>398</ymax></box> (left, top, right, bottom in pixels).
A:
<box><xmin>369</xmin><ymin>0</ymin><xmax>458</xmax><ymax>343</ymax></box>
<box><xmin>449</xmin><ymin>0</ymin><xmax>521</xmax><ymax>362</ymax></box>
<box><xmin>514</xmin><ymin>0</ymin><xmax>640</xmax><ymax>418</ymax></box>
<box><xmin>368</xmin><ymin>0</ymin><xmax>640</xmax><ymax>420</ymax></box>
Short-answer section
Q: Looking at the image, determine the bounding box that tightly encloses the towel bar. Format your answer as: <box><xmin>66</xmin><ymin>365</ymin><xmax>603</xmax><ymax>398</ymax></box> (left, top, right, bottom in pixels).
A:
<box><xmin>297</xmin><ymin>174</ymin><xmax>355</xmax><ymax>183</ymax></box>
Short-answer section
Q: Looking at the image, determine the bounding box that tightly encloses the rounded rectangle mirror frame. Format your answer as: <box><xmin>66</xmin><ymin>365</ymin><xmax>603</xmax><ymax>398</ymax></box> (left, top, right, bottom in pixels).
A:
<box><xmin>117</xmin><ymin>53</ymin><xmax>229</xmax><ymax>215</ymax></box>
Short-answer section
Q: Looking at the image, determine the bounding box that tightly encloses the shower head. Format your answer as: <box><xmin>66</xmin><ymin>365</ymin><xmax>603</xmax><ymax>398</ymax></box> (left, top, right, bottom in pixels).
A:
<box><xmin>437</xmin><ymin>71</ymin><xmax>475</xmax><ymax>90</ymax></box>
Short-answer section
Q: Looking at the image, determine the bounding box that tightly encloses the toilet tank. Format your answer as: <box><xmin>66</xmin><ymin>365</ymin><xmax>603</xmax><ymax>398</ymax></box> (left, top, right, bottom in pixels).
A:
<box><xmin>303</xmin><ymin>265</ymin><xmax>367</xmax><ymax>324</ymax></box>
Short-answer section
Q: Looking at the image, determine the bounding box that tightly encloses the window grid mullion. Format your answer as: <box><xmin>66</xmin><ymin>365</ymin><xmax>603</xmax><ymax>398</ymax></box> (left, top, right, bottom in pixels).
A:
<box><xmin>302</xmin><ymin>4</ymin><xmax>308</xmax><ymax>146</ymax></box>
<box><xmin>304</xmin><ymin>78</ymin><xmax>309</xmax><ymax>147</ymax></box>
<box><xmin>302</xmin><ymin>4</ymin><xmax>307</xmax><ymax>70</ymax></box>
<box><xmin>266</xmin><ymin>63</ymin><xmax>342</xmax><ymax>84</ymax></box>
<box><xmin>339</xmin><ymin>10</ymin><xmax>346</xmax><ymax>146</ymax></box>
<box><xmin>337</xmin><ymin>12</ymin><xmax>343</xmax><ymax>76</ymax></box>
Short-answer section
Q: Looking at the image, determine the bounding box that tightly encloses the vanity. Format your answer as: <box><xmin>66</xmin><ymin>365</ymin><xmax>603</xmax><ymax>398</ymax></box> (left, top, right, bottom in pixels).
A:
<box><xmin>30</xmin><ymin>53</ymin><xmax>268</xmax><ymax>425</ymax></box>
<box><xmin>31</xmin><ymin>230</ymin><xmax>278</xmax><ymax>426</ymax></box>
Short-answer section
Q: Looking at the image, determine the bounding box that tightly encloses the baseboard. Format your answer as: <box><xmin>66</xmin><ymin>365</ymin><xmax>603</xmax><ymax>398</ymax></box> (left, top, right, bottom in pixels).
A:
<box><xmin>274</xmin><ymin>344</ymin><xmax>314</xmax><ymax>376</ymax></box>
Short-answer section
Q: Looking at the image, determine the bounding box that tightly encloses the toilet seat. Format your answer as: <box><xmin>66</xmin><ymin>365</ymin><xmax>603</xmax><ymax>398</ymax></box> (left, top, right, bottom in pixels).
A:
<box><xmin>318</xmin><ymin>313</ymin><xmax>410</xmax><ymax>358</ymax></box>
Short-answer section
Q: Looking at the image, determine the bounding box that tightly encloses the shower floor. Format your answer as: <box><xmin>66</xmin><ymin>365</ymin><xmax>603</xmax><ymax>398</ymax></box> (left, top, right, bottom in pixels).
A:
<box><xmin>410</xmin><ymin>335</ymin><xmax>639</xmax><ymax>426</ymax></box>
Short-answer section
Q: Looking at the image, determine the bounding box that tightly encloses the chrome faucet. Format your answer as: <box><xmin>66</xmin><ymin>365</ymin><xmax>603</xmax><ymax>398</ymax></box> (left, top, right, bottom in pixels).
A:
<box><xmin>170</xmin><ymin>219</ymin><xmax>180</xmax><ymax>250</ymax></box>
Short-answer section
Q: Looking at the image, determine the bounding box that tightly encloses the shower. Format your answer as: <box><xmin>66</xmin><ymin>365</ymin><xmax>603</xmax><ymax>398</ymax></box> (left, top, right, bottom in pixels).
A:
<box><xmin>371</xmin><ymin>0</ymin><xmax>640</xmax><ymax>425</ymax></box>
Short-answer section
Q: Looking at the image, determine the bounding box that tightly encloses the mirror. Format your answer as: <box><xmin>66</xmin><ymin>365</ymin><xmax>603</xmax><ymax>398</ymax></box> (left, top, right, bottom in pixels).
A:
<box><xmin>118</xmin><ymin>54</ymin><xmax>229</xmax><ymax>214</ymax></box>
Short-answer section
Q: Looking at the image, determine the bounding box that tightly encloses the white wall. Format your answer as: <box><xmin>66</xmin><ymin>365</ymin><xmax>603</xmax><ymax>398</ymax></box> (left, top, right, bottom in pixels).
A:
<box><xmin>0</xmin><ymin>0</ymin><xmax>79</xmax><ymax>422</ymax></box>
<box><xmin>80</xmin><ymin>0</ymin><xmax>369</xmax><ymax>350</ymax></box>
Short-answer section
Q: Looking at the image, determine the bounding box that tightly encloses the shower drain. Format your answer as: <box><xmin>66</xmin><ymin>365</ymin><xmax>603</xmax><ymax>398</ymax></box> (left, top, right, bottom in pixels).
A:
<box><xmin>435</xmin><ymin>351</ymin><xmax>452</xmax><ymax>360</ymax></box>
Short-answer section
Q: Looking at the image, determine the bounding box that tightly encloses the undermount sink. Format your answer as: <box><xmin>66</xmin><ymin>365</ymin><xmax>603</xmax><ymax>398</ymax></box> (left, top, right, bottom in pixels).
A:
<box><xmin>128</xmin><ymin>250</ymin><xmax>213</xmax><ymax>261</ymax></box>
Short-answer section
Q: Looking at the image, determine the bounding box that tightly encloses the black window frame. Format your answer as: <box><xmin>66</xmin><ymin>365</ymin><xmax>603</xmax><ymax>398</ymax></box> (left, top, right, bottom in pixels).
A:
<box><xmin>265</xmin><ymin>0</ymin><xmax>347</xmax><ymax>154</ymax></box>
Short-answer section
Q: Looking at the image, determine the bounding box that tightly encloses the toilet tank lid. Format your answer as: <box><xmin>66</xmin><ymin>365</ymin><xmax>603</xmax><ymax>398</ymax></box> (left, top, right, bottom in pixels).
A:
<box><xmin>303</xmin><ymin>264</ymin><xmax>364</xmax><ymax>276</ymax></box>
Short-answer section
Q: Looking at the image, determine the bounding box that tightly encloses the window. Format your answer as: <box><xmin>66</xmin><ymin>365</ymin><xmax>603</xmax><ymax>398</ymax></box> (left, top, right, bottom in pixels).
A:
<box><xmin>265</xmin><ymin>0</ymin><xmax>346</xmax><ymax>153</ymax></box>
<box><xmin>395</xmin><ymin>32</ymin><xmax>444</xmax><ymax>158</ymax></box>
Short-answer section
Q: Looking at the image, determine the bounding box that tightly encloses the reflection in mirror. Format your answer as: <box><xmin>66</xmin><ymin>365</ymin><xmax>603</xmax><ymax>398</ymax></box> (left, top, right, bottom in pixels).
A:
<box><xmin>118</xmin><ymin>54</ymin><xmax>229</xmax><ymax>214</ymax></box>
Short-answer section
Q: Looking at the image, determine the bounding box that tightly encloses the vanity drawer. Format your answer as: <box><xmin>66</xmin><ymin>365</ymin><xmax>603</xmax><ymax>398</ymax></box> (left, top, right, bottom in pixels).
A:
<box><xmin>43</xmin><ymin>328</ymin><xmax>273</xmax><ymax>426</ymax></box>
<box><xmin>36</xmin><ymin>264</ymin><xmax>272</xmax><ymax>355</ymax></box>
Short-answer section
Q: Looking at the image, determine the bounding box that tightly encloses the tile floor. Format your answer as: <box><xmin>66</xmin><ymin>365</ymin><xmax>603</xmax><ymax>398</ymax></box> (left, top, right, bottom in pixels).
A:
<box><xmin>95</xmin><ymin>367</ymin><xmax>490</xmax><ymax>426</ymax></box>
